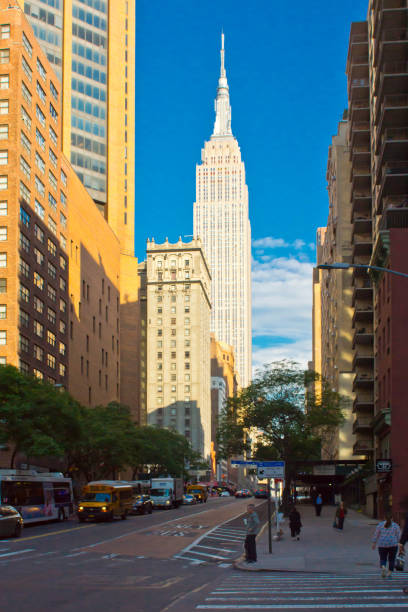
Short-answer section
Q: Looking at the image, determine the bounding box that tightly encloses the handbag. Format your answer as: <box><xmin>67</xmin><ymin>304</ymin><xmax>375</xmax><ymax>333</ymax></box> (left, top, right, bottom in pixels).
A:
<box><xmin>395</xmin><ymin>553</ymin><xmax>405</xmax><ymax>572</ymax></box>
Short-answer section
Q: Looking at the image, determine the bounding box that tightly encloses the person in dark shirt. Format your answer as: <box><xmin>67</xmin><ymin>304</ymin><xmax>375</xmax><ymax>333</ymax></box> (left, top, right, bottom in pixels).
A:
<box><xmin>289</xmin><ymin>506</ymin><xmax>302</xmax><ymax>540</ymax></box>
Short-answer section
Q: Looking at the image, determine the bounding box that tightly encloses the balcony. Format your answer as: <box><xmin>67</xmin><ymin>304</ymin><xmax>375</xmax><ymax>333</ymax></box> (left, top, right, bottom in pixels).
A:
<box><xmin>350</xmin><ymin>100</ymin><xmax>370</xmax><ymax>123</ymax></box>
<box><xmin>373</xmin><ymin>0</ymin><xmax>408</xmax><ymax>39</ymax></box>
<box><xmin>379</xmin><ymin>205</ymin><xmax>408</xmax><ymax>228</ymax></box>
<box><xmin>353</xmin><ymin>416</ymin><xmax>373</xmax><ymax>434</ymax></box>
<box><xmin>376</xmin><ymin>60</ymin><xmax>408</xmax><ymax>96</ymax></box>
<box><xmin>347</xmin><ymin>34</ymin><xmax>369</xmax><ymax>69</ymax></box>
<box><xmin>351</xmin><ymin>165</ymin><xmax>371</xmax><ymax>192</ymax></box>
<box><xmin>353</xmin><ymin>394</ymin><xmax>374</xmax><ymax>413</ymax></box>
<box><xmin>353</xmin><ymin>438</ymin><xmax>374</xmax><ymax>455</ymax></box>
<box><xmin>349</xmin><ymin>122</ymin><xmax>371</xmax><ymax>149</ymax></box>
<box><xmin>376</xmin><ymin>128</ymin><xmax>408</xmax><ymax>168</ymax></box>
<box><xmin>352</xmin><ymin>285</ymin><xmax>373</xmax><ymax>305</ymax></box>
<box><xmin>374</xmin><ymin>27</ymin><xmax>408</xmax><ymax>67</ymax></box>
<box><xmin>379</xmin><ymin>161</ymin><xmax>408</xmax><ymax>200</ymax></box>
<box><xmin>352</xmin><ymin>234</ymin><xmax>373</xmax><ymax>257</ymax></box>
<box><xmin>375</xmin><ymin>192</ymin><xmax>408</xmax><ymax>214</ymax></box>
<box><xmin>351</xmin><ymin>193</ymin><xmax>372</xmax><ymax>220</ymax></box>
<box><xmin>376</xmin><ymin>93</ymin><xmax>408</xmax><ymax>130</ymax></box>
<box><xmin>352</xmin><ymin>350</ymin><xmax>374</xmax><ymax>370</ymax></box>
<box><xmin>352</xmin><ymin>306</ymin><xmax>373</xmax><ymax>327</ymax></box>
<box><xmin>353</xmin><ymin>328</ymin><xmax>374</xmax><ymax>349</ymax></box>
<box><xmin>372</xmin><ymin>408</ymin><xmax>391</xmax><ymax>435</ymax></box>
<box><xmin>353</xmin><ymin>373</ymin><xmax>374</xmax><ymax>391</ymax></box>
<box><xmin>352</xmin><ymin>216</ymin><xmax>372</xmax><ymax>235</ymax></box>
<box><xmin>351</xmin><ymin>145</ymin><xmax>371</xmax><ymax>165</ymax></box>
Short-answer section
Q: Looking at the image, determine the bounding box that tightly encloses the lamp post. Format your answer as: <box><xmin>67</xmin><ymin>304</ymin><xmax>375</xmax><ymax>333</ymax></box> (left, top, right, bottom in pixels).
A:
<box><xmin>317</xmin><ymin>262</ymin><xmax>408</xmax><ymax>279</ymax></box>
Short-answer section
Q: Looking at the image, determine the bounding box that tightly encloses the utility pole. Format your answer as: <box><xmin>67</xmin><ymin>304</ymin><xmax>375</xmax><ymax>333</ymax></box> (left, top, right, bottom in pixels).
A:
<box><xmin>267</xmin><ymin>477</ymin><xmax>272</xmax><ymax>554</ymax></box>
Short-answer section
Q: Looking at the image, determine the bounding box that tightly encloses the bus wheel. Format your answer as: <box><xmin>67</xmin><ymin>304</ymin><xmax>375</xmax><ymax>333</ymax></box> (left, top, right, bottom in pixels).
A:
<box><xmin>58</xmin><ymin>508</ymin><xmax>66</xmax><ymax>522</ymax></box>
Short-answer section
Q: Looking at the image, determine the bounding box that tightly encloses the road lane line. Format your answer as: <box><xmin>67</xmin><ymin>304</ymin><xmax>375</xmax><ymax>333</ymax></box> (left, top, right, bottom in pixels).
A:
<box><xmin>0</xmin><ymin>548</ymin><xmax>35</xmax><ymax>558</ymax></box>
<box><xmin>14</xmin><ymin>523</ymin><xmax>96</xmax><ymax>542</ymax></box>
<box><xmin>196</xmin><ymin>545</ymin><xmax>236</xmax><ymax>553</ymax></box>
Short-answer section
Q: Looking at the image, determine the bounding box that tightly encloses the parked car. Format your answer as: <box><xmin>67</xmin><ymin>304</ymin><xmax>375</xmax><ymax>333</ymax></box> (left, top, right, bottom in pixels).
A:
<box><xmin>0</xmin><ymin>505</ymin><xmax>23</xmax><ymax>537</ymax></box>
<box><xmin>182</xmin><ymin>494</ymin><xmax>197</xmax><ymax>505</ymax></box>
<box><xmin>220</xmin><ymin>491</ymin><xmax>231</xmax><ymax>497</ymax></box>
<box><xmin>130</xmin><ymin>495</ymin><xmax>153</xmax><ymax>515</ymax></box>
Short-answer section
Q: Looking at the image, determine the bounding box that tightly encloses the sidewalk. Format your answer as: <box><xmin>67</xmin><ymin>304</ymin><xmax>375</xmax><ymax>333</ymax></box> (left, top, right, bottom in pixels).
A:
<box><xmin>235</xmin><ymin>504</ymin><xmax>381</xmax><ymax>573</ymax></box>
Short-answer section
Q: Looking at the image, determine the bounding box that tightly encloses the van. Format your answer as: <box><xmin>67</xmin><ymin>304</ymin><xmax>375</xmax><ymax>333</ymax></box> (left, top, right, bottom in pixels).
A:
<box><xmin>186</xmin><ymin>484</ymin><xmax>208</xmax><ymax>503</ymax></box>
<box><xmin>77</xmin><ymin>481</ymin><xmax>133</xmax><ymax>522</ymax></box>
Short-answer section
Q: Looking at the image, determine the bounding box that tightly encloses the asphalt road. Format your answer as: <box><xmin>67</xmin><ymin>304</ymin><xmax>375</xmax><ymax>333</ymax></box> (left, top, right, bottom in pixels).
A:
<box><xmin>0</xmin><ymin>496</ymin><xmax>267</xmax><ymax>612</ymax></box>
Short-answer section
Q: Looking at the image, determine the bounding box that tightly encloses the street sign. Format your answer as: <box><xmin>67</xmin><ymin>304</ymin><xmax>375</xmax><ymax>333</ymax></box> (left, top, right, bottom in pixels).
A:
<box><xmin>230</xmin><ymin>460</ymin><xmax>259</xmax><ymax>466</ymax></box>
<box><xmin>257</xmin><ymin>461</ymin><xmax>285</xmax><ymax>479</ymax></box>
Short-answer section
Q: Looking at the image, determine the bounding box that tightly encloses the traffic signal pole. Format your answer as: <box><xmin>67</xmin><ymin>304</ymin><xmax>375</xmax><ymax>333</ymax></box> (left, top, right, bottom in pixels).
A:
<box><xmin>268</xmin><ymin>477</ymin><xmax>272</xmax><ymax>554</ymax></box>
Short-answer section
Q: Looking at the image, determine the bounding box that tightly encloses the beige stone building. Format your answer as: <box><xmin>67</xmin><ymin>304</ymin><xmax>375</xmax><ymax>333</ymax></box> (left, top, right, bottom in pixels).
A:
<box><xmin>140</xmin><ymin>238</ymin><xmax>212</xmax><ymax>459</ymax></box>
<box><xmin>314</xmin><ymin>121</ymin><xmax>358</xmax><ymax>460</ymax></box>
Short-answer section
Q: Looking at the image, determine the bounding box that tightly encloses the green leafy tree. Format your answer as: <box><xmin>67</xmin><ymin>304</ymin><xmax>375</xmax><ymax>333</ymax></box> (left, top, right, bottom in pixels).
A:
<box><xmin>0</xmin><ymin>365</ymin><xmax>82</xmax><ymax>467</ymax></box>
<box><xmin>217</xmin><ymin>360</ymin><xmax>345</xmax><ymax>511</ymax></box>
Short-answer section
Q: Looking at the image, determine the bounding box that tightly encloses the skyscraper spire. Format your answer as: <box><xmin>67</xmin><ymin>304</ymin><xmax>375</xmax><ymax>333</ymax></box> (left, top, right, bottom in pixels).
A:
<box><xmin>212</xmin><ymin>32</ymin><xmax>232</xmax><ymax>138</ymax></box>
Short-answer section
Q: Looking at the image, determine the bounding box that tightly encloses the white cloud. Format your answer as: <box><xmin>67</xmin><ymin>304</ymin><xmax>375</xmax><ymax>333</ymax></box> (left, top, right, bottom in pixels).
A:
<box><xmin>251</xmin><ymin>253</ymin><xmax>313</xmax><ymax>371</ymax></box>
<box><xmin>252</xmin><ymin>237</ymin><xmax>288</xmax><ymax>248</ymax></box>
<box><xmin>293</xmin><ymin>239</ymin><xmax>305</xmax><ymax>250</ymax></box>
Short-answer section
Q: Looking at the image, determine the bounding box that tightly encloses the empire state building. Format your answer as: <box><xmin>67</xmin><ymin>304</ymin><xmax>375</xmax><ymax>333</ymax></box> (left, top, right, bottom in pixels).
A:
<box><xmin>194</xmin><ymin>34</ymin><xmax>252</xmax><ymax>387</ymax></box>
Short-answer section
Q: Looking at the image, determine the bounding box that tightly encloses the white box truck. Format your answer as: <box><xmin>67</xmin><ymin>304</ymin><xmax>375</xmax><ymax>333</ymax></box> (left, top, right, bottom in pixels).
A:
<box><xmin>150</xmin><ymin>477</ymin><xmax>183</xmax><ymax>509</ymax></box>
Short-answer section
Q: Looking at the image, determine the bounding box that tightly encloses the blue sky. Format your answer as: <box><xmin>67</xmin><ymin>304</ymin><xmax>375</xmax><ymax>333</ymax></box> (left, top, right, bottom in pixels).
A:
<box><xmin>135</xmin><ymin>0</ymin><xmax>368</xmax><ymax>370</ymax></box>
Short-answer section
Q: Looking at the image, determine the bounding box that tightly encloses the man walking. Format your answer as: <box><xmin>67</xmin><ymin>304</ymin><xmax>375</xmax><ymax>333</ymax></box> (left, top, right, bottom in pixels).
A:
<box><xmin>315</xmin><ymin>493</ymin><xmax>323</xmax><ymax>517</ymax></box>
<box><xmin>244</xmin><ymin>504</ymin><xmax>260</xmax><ymax>563</ymax></box>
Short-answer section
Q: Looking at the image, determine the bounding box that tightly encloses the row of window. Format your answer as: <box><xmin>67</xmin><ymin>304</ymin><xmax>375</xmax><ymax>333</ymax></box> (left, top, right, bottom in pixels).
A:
<box><xmin>71</xmin><ymin>131</ymin><xmax>106</xmax><ymax>157</ymax></box>
<box><xmin>71</xmin><ymin>151</ymin><xmax>105</xmax><ymax>175</ymax></box>
<box><xmin>71</xmin><ymin>96</ymin><xmax>106</xmax><ymax>121</ymax></box>
<box><xmin>72</xmin><ymin>41</ymin><xmax>106</xmax><ymax>66</ymax></box>
<box><xmin>71</xmin><ymin>114</ymin><xmax>106</xmax><ymax>138</ymax></box>
<box><xmin>72</xmin><ymin>5</ymin><xmax>107</xmax><ymax>30</ymax></box>
<box><xmin>72</xmin><ymin>23</ymin><xmax>106</xmax><ymax>49</ymax></box>
<box><xmin>76</xmin><ymin>0</ymin><xmax>107</xmax><ymax>14</ymax></box>
<box><xmin>72</xmin><ymin>60</ymin><xmax>107</xmax><ymax>84</ymax></box>
<box><xmin>72</xmin><ymin>77</ymin><xmax>106</xmax><ymax>101</ymax></box>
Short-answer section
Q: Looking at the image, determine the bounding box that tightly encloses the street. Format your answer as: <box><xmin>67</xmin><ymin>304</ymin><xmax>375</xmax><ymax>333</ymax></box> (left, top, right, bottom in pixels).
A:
<box><xmin>0</xmin><ymin>496</ymin><xmax>266</xmax><ymax>612</ymax></box>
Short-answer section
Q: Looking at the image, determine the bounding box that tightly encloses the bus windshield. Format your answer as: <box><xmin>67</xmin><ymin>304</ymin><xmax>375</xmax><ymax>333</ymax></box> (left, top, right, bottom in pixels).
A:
<box><xmin>150</xmin><ymin>488</ymin><xmax>170</xmax><ymax>497</ymax></box>
<box><xmin>82</xmin><ymin>493</ymin><xmax>111</xmax><ymax>502</ymax></box>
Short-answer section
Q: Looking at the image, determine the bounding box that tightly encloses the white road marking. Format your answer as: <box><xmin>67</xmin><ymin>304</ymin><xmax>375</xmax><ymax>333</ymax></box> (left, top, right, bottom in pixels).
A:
<box><xmin>65</xmin><ymin>551</ymin><xmax>87</xmax><ymax>558</ymax></box>
<box><xmin>185</xmin><ymin>550</ymin><xmax>230</xmax><ymax>560</ymax></box>
<box><xmin>206</xmin><ymin>596</ymin><xmax>408</xmax><ymax>601</ymax></box>
<box><xmin>197</xmin><ymin>605</ymin><xmax>408</xmax><ymax>610</ymax></box>
<box><xmin>0</xmin><ymin>548</ymin><xmax>35</xmax><ymax>558</ymax></box>
<box><xmin>196</xmin><ymin>545</ymin><xmax>236</xmax><ymax>553</ymax></box>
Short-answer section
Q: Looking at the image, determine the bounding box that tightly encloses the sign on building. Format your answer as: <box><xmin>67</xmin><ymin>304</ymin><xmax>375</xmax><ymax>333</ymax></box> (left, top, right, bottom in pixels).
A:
<box><xmin>376</xmin><ymin>459</ymin><xmax>392</xmax><ymax>474</ymax></box>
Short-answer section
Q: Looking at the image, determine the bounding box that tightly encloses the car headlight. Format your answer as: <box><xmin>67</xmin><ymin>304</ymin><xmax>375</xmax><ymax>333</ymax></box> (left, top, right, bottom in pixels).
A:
<box><xmin>78</xmin><ymin>506</ymin><xmax>84</xmax><ymax>511</ymax></box>
<box><xmin>102</xmin><ymin>506</ymin><xmax>107</xmax><ymax>511</ymax></box>
<box><xmin>166</xmin><ymin>500</ymin><xmax>170</xmax><ymax>505</ymax></box>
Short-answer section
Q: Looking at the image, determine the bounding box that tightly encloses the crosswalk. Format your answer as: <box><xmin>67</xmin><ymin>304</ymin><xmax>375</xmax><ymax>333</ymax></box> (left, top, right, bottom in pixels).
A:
<box><xmin>174</xmin><ymin>523</ymin><xmax>247</xmax><ymax>566</ymax></box>
<box><xmin>196</xmin><ymin>572</ymin><xmax>408</xmax><ymax>610</ymax></box>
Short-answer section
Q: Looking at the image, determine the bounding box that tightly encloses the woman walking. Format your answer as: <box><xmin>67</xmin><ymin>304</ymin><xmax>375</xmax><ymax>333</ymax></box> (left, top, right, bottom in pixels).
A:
<box><xmin>334</xmin><ymin>501</ymin><xmax>347</xmax><ymax>530</ymax></box>
<box><xmin>372</xmin><ymin>513</ymin><xmax>401</xmax><ymax>578</ymax></box>
<box><xmin>289</xmin><ymin>506</ymin><xmax>302</xmax><ymax>541</ymax></box>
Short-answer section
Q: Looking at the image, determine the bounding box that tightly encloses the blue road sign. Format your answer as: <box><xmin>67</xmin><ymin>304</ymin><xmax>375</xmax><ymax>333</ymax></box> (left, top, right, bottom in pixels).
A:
<box><xmin>257</xmin><ymin>461</ymin><xmax>285</xmax><ymax>468</ymax></box>
<box><xmin>230</xmin><ymin>460</ymin><xmax>259</xmax><ymax>466</ymax></box>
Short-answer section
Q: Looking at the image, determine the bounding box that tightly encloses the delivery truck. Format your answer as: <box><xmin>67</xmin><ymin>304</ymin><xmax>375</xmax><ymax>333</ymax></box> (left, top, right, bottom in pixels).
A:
<box><xmin>150</xmin><ymin>477</ymin><xmax>183</xmax><ymax>509</ymax></box>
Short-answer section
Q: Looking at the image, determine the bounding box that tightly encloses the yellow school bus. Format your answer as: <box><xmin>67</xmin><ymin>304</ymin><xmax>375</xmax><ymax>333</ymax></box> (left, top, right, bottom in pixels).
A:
<box><xmin>77</xmin><ymin>481</ymin><xmax>133</xmax><ymax>522</ymax></box>
<box><xmin>186</xmin><ymin>484</ymin><xmax>208</xmax><ymax>503</ymax></box>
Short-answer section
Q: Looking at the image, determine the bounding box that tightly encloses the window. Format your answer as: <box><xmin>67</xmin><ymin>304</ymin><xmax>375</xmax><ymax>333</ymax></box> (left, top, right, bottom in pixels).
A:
<box><xmin>50</xmin><ymin>80</ymin><xmax>58</xmax><ymax>102</ymax></box>
<box><xmin>0</xmin><ymin>75</ymin><xmax>9</xmax><ymax>90</ymax></box>
<box><xmin>47</xmin><ymin>261</ymin><xmax>56</xmax><ymax>279</ymax></box>
<box><xmin>49</xmin><ymin>125</ymin><xmax>57</xmax><ymax>145</ymax></box>
<box><xmin>34</xmin><ymin>224</ymin><xmax>44</xmax><ymax>243</ymax></box>
<box><xmin>34</xmin><ymin>345</ymin><xmax>43</xmax><ymax>361</ymax></box>
<box><xmin>19</xmin><ymin>259</ymin><xmax>30</xmax><ymax>277</ymax></box>
<box><xmin>20</xmin><ymin>310</ymin><xmax>29</xmax><ymax>328</ymax></box>
<box><xmin>36</xmin><ymin>104</ymin><xmax>45</xmax><ymax>127</ymax></box>
<box><xmin>33</xmin><ymin>271</ymin><xmax>44</xmax><ymax>290</ymax></box>
<box><xmin>60</xmin><ymin>169</ymin><xmax>67</xmax><ymax>187</ymax></box>
<box><xmin>35</xmin><ymin>175</ymin><xmax>45</xmax><ymax>197</ymax></box>
<box><xmin>22</xmin><ymin>33</ymin><xmax>32</xmax><ymax>58</ymax></box>
<box><xmin>60</xmin><ymin>191</ymin><xmax>67</xmax><ymax>207</ymax></box>
<box><xmin>36</xmin><ymin>128</ymin><xmax>45</xmax><ymax>150</ymax></box>
<box><xmin>0</xmin><ymin>253</ymin><xmax>6</xmax><ymax>267</ymax></box>
<box><xmin>20</xmin><ymin>156</ymin><xmax>30</xmax><ymax>179</ymax></box>
<box><xmin>19</xmin><ymin>284</ymin><xmax>29</xmax><ymax>302</ymax></box>
<box><xmin>0</xmin><ymin>100</ymin><xmax>7</xmax><ymax>114</ymax></box>
<box><xmin>22</xmin><ymin>81</ymin><xmax>32</xmax><ymax>105</ymax></box>
<box><xmin>48</xmin><ymin>216</ymin><xmax>57</xmax><ymax>236</ymax></box>
<box><xmin>20</xmin><ymin>181</ymin><xmax>30</xmax><ymax>204</ymax></box>
<box><xmin>36</xmin><ymin>81</ymin><xmax>46</xmax><ymax>104</ymax></box>
<box><xmin>20</xmin><ymin>335</ymin><xmax>30</xmax><ymax>353</ymax></box>
<box><xmin>59</xmin><ymin>255</ymin><xmax>66</xmax><ymax>271</ymax></box>
<box><xmin>48</xmin><ymin>285</ymin><xmax>56</xmax><ymax>301</ymax></box>
<box><xmin>1</xmin><ymin>25</ymin><xmax>10</xmax><ymax>40</ymax></box>
<box><xmin>49</xmin><ymin>170</ymin><xmax>57</xmax><ymax>192</ymax></box>
<box><xmin>59</xmin><ymin>298</ymin><xmax>66</xmax><ymax>313</ymax></box>
<box><xmin>36</xmin><ymin>58</ymin><xmax>46</xmax><ymax>82</ymax></box>
<box><xmin>0</xmin><ymin>124</ymin><xmax>7</xmax><ymax>140</ymax></box>
<box><xmin>185</xmin><ymin>362</ymin><xmax>190</xmax><ymax>370</ymax></box>
<box><xmin>34</xmin><ymin>296</ymin><xmax>44</xmax><ymax>314</ymax></box>
<box><xmin>22</xmin><ymin>57</ymin><xmax>32</xmax><ymax>82</ymax></box>
<box><xmin>59</xmin><ymin>341</ymin><xmax>66</xmax><ymax>356</ymax></box>
<box><xmin>49</xmin><ymin>103</ymin><xmax>57</xmax><ymax>123</ymax></box>
<box><xmin>34</xmin><ymin>200</ymin><xmax>44</xmax><ymax>222</ymax></box>
<box><xmin>33</xmin><ymin>368</ymin><xmax>43</xmax><ymax>380</ymax></box>
<box><xmin>20</xmin><ymin>232</ymin><xmax>30</xmax><ymax>252</ymax></box>
<box><xmin>60</xmin><ymin>320</ymin><xmax>66</xmax><ymax>334</ymax></box>
<box><xmin>48</xmin><ymin>192</ymin><xmax>57</xmax><ymax>211</ymax></box>
<box><xmin>0</xmin><ymin>201</ymin><xmax>6</xmax><ymax>215</ymax></box>
<box><xmin>59</xmin><ymin>363</ymin><xmax>66</xmax><ymax>377</ymax></box>
<box><xmin>48</xmin><ymin>238</ymin><xmax>56</xmax><ymax>256</ymax></box>
<box><xmin>0</xmin><ymin>150</ymin><xmax>7</xmax><ymax>165</ymax></box>
<box><xmin>59</xmin><ymin>277</ymin><xmax>66</xmax><ymax>292</ymax></box>
<box><xmin>0</xmin><ymin>304</ymin><xmax>6</xmax><ymax>318</ymax></box>
<box><xmin>47</xmin><ymin>330</ymin><xmax>56</xmax><ymax>347</ymax></box>
<box><xmin>33</xmin><ymin>320</ymin><xmax>44</xmax><ymax>338</ymax></box>
<box><xmin>47</xmin><ymin>307</ymin><xmax>56</xmax><ymax>325</ymax></box>
<box><xmin>0</xmin><ymin>48</ymin><xmax>9</xmax><ymax>65</ymax></box>
<box><xmin>0</xmin><ymin>175</ymin><xmax>7</xmax><ymax>190</ymax></box>
<box><xmin>49</xmin><ymin>147</ymin><xmax>57</xmax><ymax>168</ymax></box>
<box><xmin>0</xmin><ymin>226</ymin><xmax>6</xmax><ymax>240</ymax></box>
<box><xmin>47</xmin><ymin>354</ymin><xmax>56</xmax><ymax>369</ymax></box>
<box><xmin>60</xmin><ymin>212</ymin><xmax>67</xmax><ymax>229</ymax></box>
<box><xmin>60</xmin><ymin>234</ymin><xmax>66</xmax><ymax>250</ymax></box>
<box><xmin>21</xmin><ymin>131</ymin><xmax>31</xmax><ymax>155</ymax></box>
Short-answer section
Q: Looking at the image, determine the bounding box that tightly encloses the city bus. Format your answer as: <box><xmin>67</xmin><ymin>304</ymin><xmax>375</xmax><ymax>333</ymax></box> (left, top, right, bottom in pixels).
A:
<box><xmin>0</xmin><ymin>469</ymin><xmax>74</xmax><ymax>523</ymax></box>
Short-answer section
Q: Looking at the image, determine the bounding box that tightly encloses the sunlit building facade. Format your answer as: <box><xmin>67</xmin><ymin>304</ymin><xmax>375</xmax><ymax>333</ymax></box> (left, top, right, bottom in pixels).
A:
<box><xmin>193</xmin><ymin>35</ymin><xmax>252</xmax><ymax>387</ymax></box>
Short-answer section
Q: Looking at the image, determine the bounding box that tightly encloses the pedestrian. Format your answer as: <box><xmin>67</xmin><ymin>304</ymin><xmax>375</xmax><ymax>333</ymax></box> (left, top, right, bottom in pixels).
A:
<box><xmin>334</xmin><ymin>501</ymin><xmax>347</xmax><ymax>530</ymax></box>
<box><xmin>315</xmin><ymin>493</ymin><xmax>323</xmax><ymax>517</ymax></box>
<box><xmin>289</xmin><ymin>506</ymin><xmax>302</xmax><ymax>541</ymax></box>
<box><xmin>244</xmin><ymin>503</ymin><xmax>260</xmax><ymax>563</ymax></box>
<box><xmin>398</xmin><ymin>511</ymin><xmax>408</xmax><ymax>594</ymax></box>
<box><xmin>372</xmin><ymin>512</ymin><xmax>401</xmax><ymax>578</ymax></box>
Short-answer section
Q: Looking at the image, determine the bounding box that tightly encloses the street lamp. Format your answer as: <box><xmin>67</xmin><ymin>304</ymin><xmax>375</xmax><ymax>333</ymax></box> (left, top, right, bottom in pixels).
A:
<box><xmin>317</xmin><ymin>262</ymin><xmax>408</xmax><ymax>280</ymax></box>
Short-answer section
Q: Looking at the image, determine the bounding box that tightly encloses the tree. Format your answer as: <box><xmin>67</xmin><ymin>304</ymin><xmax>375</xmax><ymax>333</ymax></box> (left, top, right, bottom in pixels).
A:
<box><xmin>0</xmin><ymin>365</ymin><xmax>82</xmax><ymax>467</ymax></box>
<box><xmin>217</xmin><ymin>360</ymin><xmax>345</xmax><ymax>511</ymax></box>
